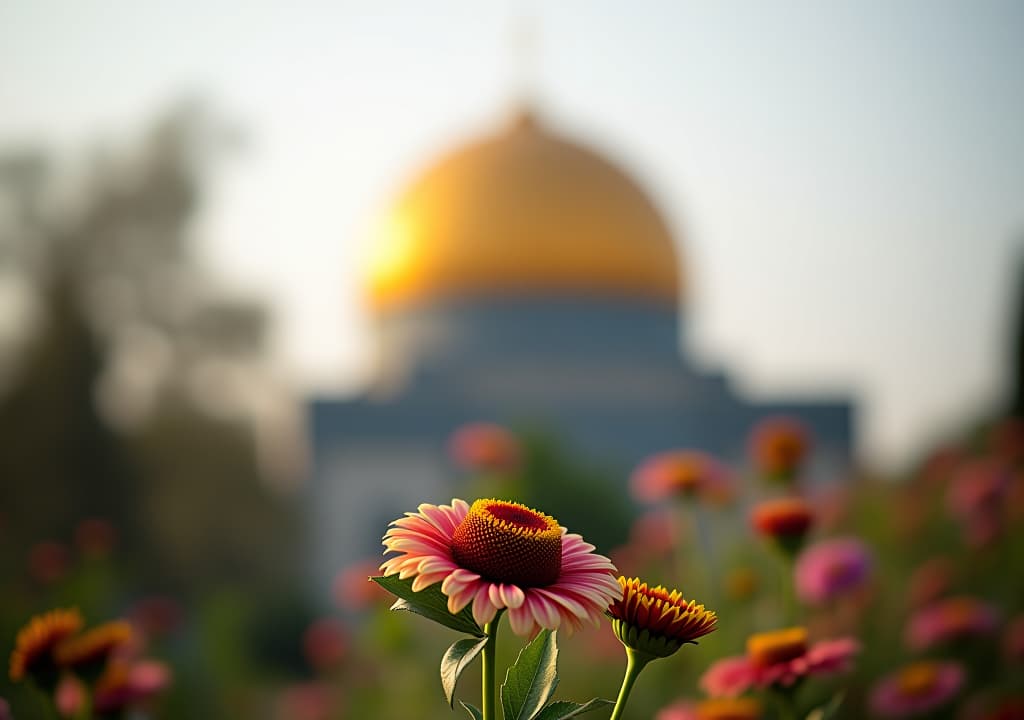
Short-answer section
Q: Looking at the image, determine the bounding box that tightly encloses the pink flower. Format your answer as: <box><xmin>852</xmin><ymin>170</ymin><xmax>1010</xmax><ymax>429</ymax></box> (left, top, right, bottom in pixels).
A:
<box><xmin>55</xmin><ymin>675</ymin><xmax>86</xmax><ymax>717</ymax></box>
<box><xmin>332</xmin><ymin>559</ymin><xmax>391</xmax><ymax>610</ymax></box>
<box><xmin>127</xmin><ymin>660</ymin><xmax>171</xmax><ymax>697</ymax></box>
<box><xmin>905</xmin><ymin>596</ymin><xmax>999</xmax><ymax>651</ymax></box>
<box><xmin>656</xmin><ymin>700</ymin><xmax>698</xmax><ymax>720</ymax></box>
<box><xmin>869</xmin><ymin>661</ymin><xmax>964</xmax><ymax>717</ymax></box>
<box><xmin>276</xmin><ymin>682</ymin><xmax>336</xmax><ymax>720</ymax></box>
<box><xmin>303</xmin><ymin>618</ymin><xmax>347</xmax><ymax>672</ymax></box>
<box><xmin>794</xmin><ymin>537</ymin><xmax>872</xmax><ymax>605</ymax></box>
<box><xmin>946</xmin><ymin>458</ymin><xmax>1007</xmax><ymax>521</ymax></box>
<box><xmin>655</xmin><ymin>698</ymin><xmax>763</xmax><ymax>720</ymax></box>
<box><xmin>380</xmin><ymin>498</ymin><xmax>621</xmax><ymax>637</ymax></box>
<box><xmin>93</xmin><ymin>659</ymin><xmax>171</xmax><ymax>714</ymax></box>
<box><xmin>700</xmin><ymin>628</ymin><xmax>858</xmax><ymax>697</ymax></box>
<box><xmin>631</xmin><ymin>450</ymin><xmax>731</xmax><ymax>503</ymax></box>
<box><xmin>448</xmin><ymin>423</ymin><xmax>520</xmax><ymax>474</ymax></box>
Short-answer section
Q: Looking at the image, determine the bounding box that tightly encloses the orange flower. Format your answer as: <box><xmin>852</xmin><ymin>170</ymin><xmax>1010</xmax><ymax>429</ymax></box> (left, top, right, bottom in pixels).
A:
<box><xmin>750</xmin><ymin>417</ymin><xmax>808</xmax><ymax>482</ymax></box>
<box><xmin>750</xmin><ymin>497</ymin><xmax>814</xmax><ymax>553</ymax></box>
<box><xmin>746</xmin><ymin>627</ymin><xmax>807</xmax><ymax>667</ymax></box>
<box><xmin>608</xmin><ymin>577</ymin><xmax>717</xmax><ymax>658</ymax></box>
<box><xmin>55</xmin><ymin>621</ymin><xmax>133</xmax><ymax>671</ymax></box>
<box><xmin>9</xmin><ymin>608</ymin><xmax>83</xmax><ymax>682</ymax></box>
<box><xmin>696</xmin><ymin>697</ymin><xmax>762</xmax><ymax>720</ymax></box>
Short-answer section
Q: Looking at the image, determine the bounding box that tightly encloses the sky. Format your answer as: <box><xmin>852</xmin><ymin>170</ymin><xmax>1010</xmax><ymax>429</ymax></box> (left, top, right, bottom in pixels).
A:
<box><xmin>2</xmin><ymin>1</ymin><xmax>1023</xmax><ymax>470</ymax></box>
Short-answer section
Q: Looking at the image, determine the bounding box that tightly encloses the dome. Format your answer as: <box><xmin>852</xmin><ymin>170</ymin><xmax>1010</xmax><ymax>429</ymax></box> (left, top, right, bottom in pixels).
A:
<box><xmin>368</xmin><ymin>111</ymin><xmax>681</xmax><ymax>311</ymax></box>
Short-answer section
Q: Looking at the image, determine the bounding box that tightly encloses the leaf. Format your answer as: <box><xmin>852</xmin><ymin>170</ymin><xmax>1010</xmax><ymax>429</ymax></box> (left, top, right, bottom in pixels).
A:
<box><xmin>501</xmin><ymin>629</ymin><xmax>560</xmax><ymax>720</ymax></box>
<box><xmin>460</xmin><ymin>700</ymin><xmax>483</xmax><ymax>720</ymax></box>
<box><xmin>371</xmin><ymin>575</ymin><xmax>484</xmax><ymax>637</ymax></box>
<box><xmin>441</xmin><ymin>637</ymin><xmax>489</xmax><ymax>707</ymax></box>
<box><xmin>533</xmin><ymin>699</ymin><xmax>615</xmax><ymax>719</ymax></box>
<box><xmin>805</xmin><ymin>691</ymin><xmax>846</xmax><ymax>720</ymax></box>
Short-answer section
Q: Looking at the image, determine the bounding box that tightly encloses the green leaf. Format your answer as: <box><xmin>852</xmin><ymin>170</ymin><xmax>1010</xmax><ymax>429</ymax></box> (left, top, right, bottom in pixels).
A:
<box><xmin>460</xmin><ymin>700</ymin><xmax>483</xmax><ymax>720</ymax></box>
<box><xmin>805</xmin><ymin>692</ymin><xmax>846</xmax><ymax>720</ymax></box>
<box><xmin>441</xmin><ymin>636</ymin><xmax>489</xmax><ymax>707</ymax></box>
<box><xmin>501</xmin><ymin>629</ymin><xmax>560</xmax><ymax>720</ymax></box>
<box><xmin>533</xmin><ymin>699</ymin><xmax>615</xmax><ymax>719</ymax></box>
<box><xmin>371</xmin><ymin>575</ymin><xmax>484</xmax><ymax>636</ymax></box>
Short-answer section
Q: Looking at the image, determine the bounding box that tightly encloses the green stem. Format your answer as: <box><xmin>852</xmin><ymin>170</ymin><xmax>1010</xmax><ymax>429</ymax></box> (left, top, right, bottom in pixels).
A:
<box><xmin>482</xmin><ymin>620</ymin><xmax>498</xmax><ymax>720</ymax></box>
<box><xmin>772</xmin><ymin>688</ymin><xmax>799</xmax><ymax>720</ymax></box>
<box><xmin>779</xmin><ymin>554</ymin><xmax>796</xmax><ymax>625</ymax></box>
<box><xmin>691</xmin><ymin>503</ymin><xmax>718</xmax><ymax>605</ymax></box>
<box><xmin>609</xmin><ymin>647</ymin><xmax>652</xmax><ymax>720</ymax></box>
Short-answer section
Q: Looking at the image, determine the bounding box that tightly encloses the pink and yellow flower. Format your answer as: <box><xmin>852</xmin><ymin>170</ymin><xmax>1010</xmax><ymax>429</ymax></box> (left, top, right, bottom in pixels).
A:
<box><xmin>608</xmin><ymin>577</ymin><xmax>717</xmax><ymax>658</ymax></box>
<box><xmin>655</xmin><ymin>698</ymin><xmax>761</xmax><ymax>720</ymax></box>
<box><xmin>905</xmin><ymin>595</ymin><xmax>999</xmax><ymax>651</ymax></box>
<box><xmin>631</xmin><ymin>451</ymin><xmax>731</xmax><ymax>503</ymax></box>
<box><xmin>700</xmin><ymin>627</ymin><xmax>858</xmax><ymax>697</ymax></box>
<box><xmin>380</xmin><ymin>498</ymin><xmax>621</xmax><ymax>637</ymax></box>
<box><xmin>869</xmin><ymin>661</ymin><xmax>964</xmax><ymax>717</ymax></box>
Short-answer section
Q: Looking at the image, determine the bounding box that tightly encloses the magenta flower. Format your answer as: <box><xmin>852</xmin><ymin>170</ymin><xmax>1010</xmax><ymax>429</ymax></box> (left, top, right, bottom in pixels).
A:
<box><xmin>794</xmin><ymin>537</ymin><xmax>872</xmax><ymax>605</ymax></box>
<box><xmin>700</xmin><ymin>628</ymin><xmax>858</xmax><ymax>697</ymax></box>
<box><xmin>869</xmin><ymin>661</ymin><xmax>964</xmax><ymax>717</ymax></box>
<box><xmin>380</xmin><ymin>498</ymin><xmax>621</xmax><ymax>637</ymax></box>
<box><xmin>905</xmin><ymin>596</ymin><xmax>999</xmax><ymax>651</ymax></box>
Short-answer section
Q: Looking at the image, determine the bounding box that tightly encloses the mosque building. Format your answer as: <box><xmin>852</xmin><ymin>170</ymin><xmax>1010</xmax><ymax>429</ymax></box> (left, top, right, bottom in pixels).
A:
<box><xmin>306</xmin><ymin>108</ymin><xmax>854</xmax><ymax>596</ymax></box>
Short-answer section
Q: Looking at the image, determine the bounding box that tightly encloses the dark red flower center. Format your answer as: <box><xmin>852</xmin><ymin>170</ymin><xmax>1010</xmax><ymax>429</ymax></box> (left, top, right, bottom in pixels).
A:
<box><xmin>450</xmin><ymin>499</ymin><xmax>562</xmax><ymax>587</ymax></box>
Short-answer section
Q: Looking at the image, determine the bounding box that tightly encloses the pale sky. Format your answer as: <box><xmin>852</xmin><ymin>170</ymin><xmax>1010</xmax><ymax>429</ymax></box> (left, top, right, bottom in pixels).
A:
<box><xmin>2</xmin><ymin>1</ymin><xmax>1023</xmax><ymax>470</ymax></box>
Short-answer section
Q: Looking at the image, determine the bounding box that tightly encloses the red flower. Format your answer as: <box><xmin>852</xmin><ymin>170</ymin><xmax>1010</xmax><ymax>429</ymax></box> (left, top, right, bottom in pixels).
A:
<box><xmin>701</xmin><ymin>628</ymin><xmax>858</xmax><ymax>697</ymax></box>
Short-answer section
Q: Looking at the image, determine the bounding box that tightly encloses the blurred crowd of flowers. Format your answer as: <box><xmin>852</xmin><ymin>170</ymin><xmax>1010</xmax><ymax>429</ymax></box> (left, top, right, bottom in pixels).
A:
<box><xmin>4</xmin><ymin>409</ymin><xmax>1024</xmax><ymax>718</ymax></box>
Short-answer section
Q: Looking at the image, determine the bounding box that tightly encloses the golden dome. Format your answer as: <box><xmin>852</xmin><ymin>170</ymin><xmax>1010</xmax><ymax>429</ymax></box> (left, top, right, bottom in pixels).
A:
<box><xmin>368</xmin><ymin>111</ymin><xmax>681</xmax><ymax>310</ymax></box>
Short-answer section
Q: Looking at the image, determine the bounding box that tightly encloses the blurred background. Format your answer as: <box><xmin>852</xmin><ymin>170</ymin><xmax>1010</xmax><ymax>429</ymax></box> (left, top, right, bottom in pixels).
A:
<box><xmin>1</xmin><ymin>1</ymin><xmax>1023</xmax><ymax>718</ymax></box>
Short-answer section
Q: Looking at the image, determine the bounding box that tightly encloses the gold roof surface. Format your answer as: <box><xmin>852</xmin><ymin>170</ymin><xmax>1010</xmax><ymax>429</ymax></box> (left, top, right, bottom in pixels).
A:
<box><xmin>368</xmin><ymin>111</ymin><xmax>681</xmax><ymax>310</ymax></box>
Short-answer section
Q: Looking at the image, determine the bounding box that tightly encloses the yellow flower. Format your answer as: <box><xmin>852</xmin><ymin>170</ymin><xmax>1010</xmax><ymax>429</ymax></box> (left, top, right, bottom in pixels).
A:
<box><xmin>608</xmin><ymin>577</ymin><xmax>717</xmax><ymax>658</ymax></box>
<box><xmin>56</xmin><ymin>621</ymin><xmax>133</xmax><ymax>672</ymax></box>
<box><xmin>746</xmin><ymin>627</ymin><xmax>808</xmax><ymax>667</ymax></box>
<box><xmin>9</xmin><ymin>608</ymin><xmax>83</xmax><ymax>683</ymax></box>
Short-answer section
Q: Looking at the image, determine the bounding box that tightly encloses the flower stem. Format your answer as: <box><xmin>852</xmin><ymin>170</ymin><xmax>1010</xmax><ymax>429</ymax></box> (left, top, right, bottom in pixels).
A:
<box><xmin>771</xmin><ymin>687</ymin><xmax>799</xmax><ymax>720</ymax></box>
<box><xmin>482</xmin><ymin>620</ymin><xmax>498</xmax><ymax>720</ymax></box>
<box><xmin>691</xmin><ymin>503</ymin><xmax>718</xmax><ymax>605</ymax></box>
<box><xmin>609</xmin><ymin>647</ymin><xmax>653</xmax><ymax>720</ymax></box>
